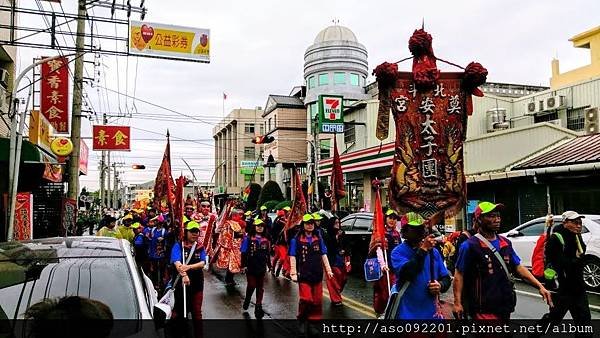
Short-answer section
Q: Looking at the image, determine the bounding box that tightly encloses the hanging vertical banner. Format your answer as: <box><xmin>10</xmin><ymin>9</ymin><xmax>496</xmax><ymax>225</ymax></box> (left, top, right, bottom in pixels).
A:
<box><xmin>373</xmin><ymin>29</ymin><xmax>487</xmax><ymax>218</ymax></box>
<box><xmin>40</xmin><ymin>56</ymin><xmax>70</xmax><ymax>133</ymax></box>
<box><xmin>62</xmin><ymin>198</ymin><xmax>78</xmax><ymax>236</ymax></box>
<box><xmin>92</xmin><ymin>125</ymin><xmax>131</xmax><ymax>151</ymax></box>
<box><xmin>79</xmin><ymin>139</ymin><xmax>89</xmax><ymax>175</ymax></box>
<box><xmin>12</xmin><ymin>192</ymin><xmax>33</xmax><ymax>240</ymax></box>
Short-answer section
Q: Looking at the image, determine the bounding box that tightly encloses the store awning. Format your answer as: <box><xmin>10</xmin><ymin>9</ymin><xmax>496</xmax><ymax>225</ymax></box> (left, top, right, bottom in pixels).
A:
<box><xmin>0</xmin><ymin>137</ymin><xmax>43</xmax><ymax>163</ymax></box>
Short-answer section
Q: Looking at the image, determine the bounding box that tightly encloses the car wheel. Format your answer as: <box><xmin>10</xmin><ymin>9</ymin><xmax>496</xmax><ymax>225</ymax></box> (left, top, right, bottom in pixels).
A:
<box><xmin>582</xmin><ymin>257</ymin><xmax>600</xmax><ymax>291</ymax></box>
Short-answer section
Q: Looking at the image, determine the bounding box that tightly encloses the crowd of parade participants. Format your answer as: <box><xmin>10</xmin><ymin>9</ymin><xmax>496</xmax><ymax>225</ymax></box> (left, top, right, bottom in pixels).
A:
<box><xmin>95</xmin><ymin>198</ymin><xmax>590</xmax><ymax>337</ymax></box>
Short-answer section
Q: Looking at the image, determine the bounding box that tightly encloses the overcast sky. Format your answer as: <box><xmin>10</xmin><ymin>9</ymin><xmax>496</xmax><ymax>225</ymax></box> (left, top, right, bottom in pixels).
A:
<box><xmin>15</xmin><ymin>0</ymin><xmax>600</xmax><ymax>191</ymax></box>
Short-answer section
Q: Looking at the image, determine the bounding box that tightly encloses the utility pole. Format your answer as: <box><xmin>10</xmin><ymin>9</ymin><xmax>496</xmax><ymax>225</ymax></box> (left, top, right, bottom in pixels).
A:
<box><xmin>312</xmin><ymin>117</ymin><xmax>320</xmax><ymax>209</ymax></box>
<box><xmin>113</xmin><ymin>168</ymin><xmax>118</xmax><ymax>209</ymax></box>
<box><xmin>106</xmin><ymin>152</ymin><xmax>111</xmax><ymax>208</ymax></box>
<box><xmin>67</xmin><ymin>0</ymin><xmax>86</xmax><ymax>200</ymax></box>
<box><xmin>99</xmin><ymin>113</ymin><xmax>107</xmax><ymax>208</ymax></box>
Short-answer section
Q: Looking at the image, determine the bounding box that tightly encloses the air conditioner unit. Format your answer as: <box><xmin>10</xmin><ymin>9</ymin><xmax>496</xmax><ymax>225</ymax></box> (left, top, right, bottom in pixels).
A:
<box><xmin>544</xmin><ymin>95</ymin><xmax>566</xmax><ymax>110</ymax></box>
<box><xmin>527</xmin><ymin>102</ymin><xmax>537</xmax><ymax>114</ymax></box>
<box><xmin>0</xmin><ymin>68</ymin><xmax>8</xmax><ymax>88</ymax></box>
<box><xmin>548</xmin><ymin>119</ymin><xmax>562</xmax><ymax>127</ymax></box>
<box><xmin>584</xmin><ymin>107</ymin><xmax>599</xmax><ymax>134</ymax></box>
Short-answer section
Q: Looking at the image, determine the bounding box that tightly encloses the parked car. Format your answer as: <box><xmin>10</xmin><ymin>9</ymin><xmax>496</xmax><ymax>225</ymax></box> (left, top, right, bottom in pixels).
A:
<box><xmin>0</xmin><ymin>236</ymin><xmax>158</xmax><ymax>336</ymax></box>
<box><xmin>340</xmin><ymin>212</ymin><xmax>374</xmax><ymax>268</ymax></box>
<box><xmin>501</xmin><ymin>214</ymin><xmax>600</xmax><ymax>290</ymax></box>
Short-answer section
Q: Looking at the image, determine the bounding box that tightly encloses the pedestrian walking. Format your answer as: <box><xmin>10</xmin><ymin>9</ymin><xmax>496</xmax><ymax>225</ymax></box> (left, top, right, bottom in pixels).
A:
<box><xmin>170</xmin><ymin>221</ymin><xmax>206</xmax><ymax>335</ymax></box>
<box><xmin>539</xmin><ymin>211</ymin><xmax>591</xmax><ymax>332</ymax></box>
<box><xmin>325</xmin><ymin>216</ymin><xmax>351</xmax><ymax>306</ymax></box>
<box><xmin>96</xmin><ymin>215</ymin><xmax>122</xmax><ymax>239</ymax></box>
<box><xmin>117</xmin><ymin>214</ymin><xmax>135</xmax><ymax>243</ymax></box>
<box><xmin>270</xmin><ymin>209</ymin><xmax>288</xmax><ymax>277</ymax></box>
<box><xmin>258</xmin><ymin>205</ymin><xmax>273</xmax><ymax>231</ymax></box>
<box><xmin>453</xmin><ymin>201</ymin><xmax>552</xmax><ymax>320</ymax></box>
<box><xmin>149</xmin><ymin>214</ymin><xmax>169</xmax><ymax>291</ymax></box>
<box><xmin>215</xmin><ymin>208</ymin><xmax>245</xmax><ymax>286</ymax></box>
<box><xmin>391</xmin><ymin>212</ymin><xmax>451</xmax><ymax>319</ymax></box>
<box><xmin>132</xmin><ymin>222</ymin><xmax>149</xmax><ymax>267</ymax></box>
<box><xmin>289</xmin><ymin>214</ymin><xmax>333</xmax><ymax>334</ymax></box>
<box><xmin>241</xmin><ymin>218</ymin><xmax>271</xmax><ymax>319</ymax></box>
<box><xmin>371</xmin><ymin>209</ymin><xmax>401</xmax><ymax>317</ymax></box>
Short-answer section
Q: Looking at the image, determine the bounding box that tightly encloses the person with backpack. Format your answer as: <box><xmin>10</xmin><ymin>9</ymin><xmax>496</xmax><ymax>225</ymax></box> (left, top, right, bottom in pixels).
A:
<box><xmin>391</xmin><ymin>212</ymin><xmax>451</xmax><ymax>319</ymax></box>
<box><xmin>539</xmin><ymin>211</ymin><xmax>591</xmax><ymax>330</ymax></box>
<box><xmin>531</xmin><ymin>215</ymin><xmax>554</xmax><ymax>281</ymax></box>
<box><xmin>241</xmin><ymin>218</ymin><xmax>271</xmax><ymax>319</ymax></box>
<box><xmin>289</xmin><ymin>214</ymin><xmax>333</xmax><ymax>334</ymax></box>
<box><xmin>453</xmin><ymin>201</ymin><xmax>552</xmax><ymax>320</ymax></box>
<box><xmin>446</xmin><ymin>223</ymin><xmax>478</xmax><ymax>275</ymax></box>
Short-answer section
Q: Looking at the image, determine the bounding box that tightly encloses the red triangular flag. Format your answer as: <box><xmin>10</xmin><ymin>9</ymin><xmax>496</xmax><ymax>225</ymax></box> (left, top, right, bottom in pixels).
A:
<box><xmin>284</xmin><ymin>168</ymin><xmax>307</xmax><ymax>241</ymax></box>
<box><xmin>153</xmin><ymin>133</ymin><xmax>175</xmax><ymax>214</ymax></box>
<box><xmin>368</xmin><ymin>185</ymin><xmax>386</xmax><ymax>255</ymax></box>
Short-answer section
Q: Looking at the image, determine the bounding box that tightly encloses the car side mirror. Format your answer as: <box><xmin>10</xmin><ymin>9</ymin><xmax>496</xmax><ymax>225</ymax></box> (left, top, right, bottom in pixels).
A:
<box><xmin>506</xmin><ymin>230</ymin><xmax>521</xmax><ymax>237</ymax></box>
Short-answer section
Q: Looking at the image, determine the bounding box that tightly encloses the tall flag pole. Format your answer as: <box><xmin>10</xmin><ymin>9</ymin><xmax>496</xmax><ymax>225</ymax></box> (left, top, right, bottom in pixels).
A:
<box><xmin>153</xmin><ymin>130</ymin><xmax>175</xmax><ymax>216</ymax></box>
<box><xmin>330</xmin><ymin>135</ymin><xmax>345</xmax><ymax>212</ymax></box>
<box><xmin>369</xmin><ymin>179</ymin><xmax>390</xmax><ymax>293</ymax></box>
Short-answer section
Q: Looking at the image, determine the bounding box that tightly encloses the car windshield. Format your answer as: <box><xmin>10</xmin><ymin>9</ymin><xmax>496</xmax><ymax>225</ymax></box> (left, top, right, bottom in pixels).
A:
<box><xmin>0</xmin><ymin>241</ymin><xmax>139</xmax><ymax>320</ymax></box>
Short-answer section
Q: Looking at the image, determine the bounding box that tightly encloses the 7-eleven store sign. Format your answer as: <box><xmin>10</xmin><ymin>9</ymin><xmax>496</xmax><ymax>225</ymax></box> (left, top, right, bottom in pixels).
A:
<box><xmin>318</xmin><ymin>95</ymin><xmax>344</xmax><ymax>133</ymax></box>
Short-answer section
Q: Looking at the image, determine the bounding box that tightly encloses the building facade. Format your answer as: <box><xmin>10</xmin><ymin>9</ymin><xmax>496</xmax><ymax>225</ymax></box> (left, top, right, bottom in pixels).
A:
<box><xmin>261</xmin><ymin>93</ymin><xmax>307</xmax><ymax>198</ymax></box>
<box><xmin>213</xmin><ymin>108</ymin><xmax>264</xmax><ymax>195</ymax></box>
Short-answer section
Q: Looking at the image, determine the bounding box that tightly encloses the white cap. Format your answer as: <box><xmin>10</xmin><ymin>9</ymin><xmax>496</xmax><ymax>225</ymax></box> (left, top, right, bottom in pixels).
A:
<box><xmin>561</xmin><ymin>211</ymin><xmax>585</xmax><ymax>222</ymax></box>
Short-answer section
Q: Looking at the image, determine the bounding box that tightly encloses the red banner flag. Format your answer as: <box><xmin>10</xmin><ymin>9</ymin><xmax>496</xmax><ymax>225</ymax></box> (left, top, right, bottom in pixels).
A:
<box><xmin>92</xmin><ymin>125</ymin><xmax>131</xmax><ymax>151</ymax></box>
<box><xmin>330</xmin><ymin>136</ymin><xmax>345</xmax><ymax>212</ymax></box>
<box><xmin>153</xmin><ymin>134</ymin><xmax>175</xmax><ymax>213</ymax></box>
<box><xmin>40</xmin><ymin>56</ymin><xmax>69</xmax><ymax>133</ymax></box>
<box><xmin>373</xmin><ymin>28</ymin><xmax>487</xmax><ymax>219</ymax></box>
<box><xmin>284</xmin><ymin>168</ymin><xmax>307</xmax><ymax>241</ymax></box>
<box><xmin>369</xmin><ymin>183</ymin><xmax>386</xmax><ymax>255</ymax></box>
<box><xmin>174</xmin><ymin>175</ymin><xmax>186</xmax><ymax>240</ymax></box>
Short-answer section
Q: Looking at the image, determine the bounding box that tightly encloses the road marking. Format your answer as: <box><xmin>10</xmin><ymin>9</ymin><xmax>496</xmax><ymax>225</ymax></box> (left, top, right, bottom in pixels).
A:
<box><xmin>321</xmin><ymin>286</ymin><xmax>374</xmax><ymax>312</ymax></box>
<box><xmin>322</xmin><ymin>288</ymin><xmax>377</xmax><ymax>318</ymax></box>
<box><xmin>515</xmin><ymin>289</ymin><xmax>600</xmax><ymax>311</ymax></box>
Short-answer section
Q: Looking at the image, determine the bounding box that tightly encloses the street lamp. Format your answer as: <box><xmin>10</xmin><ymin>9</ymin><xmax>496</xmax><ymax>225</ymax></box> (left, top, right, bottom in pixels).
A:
<box><xmin>7</xmin><ymin>55</ymin><xmax>74</xmax><ymax>241</ymax></box>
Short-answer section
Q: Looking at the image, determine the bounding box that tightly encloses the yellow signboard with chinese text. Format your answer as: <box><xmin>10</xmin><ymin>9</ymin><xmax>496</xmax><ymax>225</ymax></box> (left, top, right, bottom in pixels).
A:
<box><xmin>29</xmin><ymin>110</ymin><xmax>54</xmax><ymax>154</ymax></box>
<box><xmin>129</xmin><ymin>21</ymin><xmax>210</xmax><ymax>63</ymax></box>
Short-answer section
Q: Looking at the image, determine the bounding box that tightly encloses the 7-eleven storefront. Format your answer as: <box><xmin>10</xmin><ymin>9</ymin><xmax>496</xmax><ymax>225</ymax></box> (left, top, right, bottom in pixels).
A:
<box><xmin>318</xmin><ymin>142</ymin><xmax>395</xmax><ymax>211</ymax></box>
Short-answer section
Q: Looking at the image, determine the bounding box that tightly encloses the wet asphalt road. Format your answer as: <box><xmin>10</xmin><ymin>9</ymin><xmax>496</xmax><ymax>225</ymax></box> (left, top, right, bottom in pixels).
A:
<box><xmin>202</xmin><ymin>268</ymin><xmax>600</xmax><ymax>320</ymax></box>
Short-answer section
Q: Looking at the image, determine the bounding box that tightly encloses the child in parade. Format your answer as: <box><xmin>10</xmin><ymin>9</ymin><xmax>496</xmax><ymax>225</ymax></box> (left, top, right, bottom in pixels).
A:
<box><xmin>325</xmin><ymin>216</ymin><xmax>351</xmax><ymax>306</ymax></box>
<box><xmin>289</xmin><ymin>214</ymin><xmax>334</xmax><ymax>333</ymax></box>
<box><xmin>240</xmin><ymin>218</ymin><xmax>271</xmax><ymax>319</ymax></box>
<box><xmin>371</xmin><ymin>209</ymin><xmax>402</xmax><ymax>317</ymax></box>
<box><xmin>170</xmin><ymin>221</ymin><xmax>206</xmax><ymax>334</ymax></box>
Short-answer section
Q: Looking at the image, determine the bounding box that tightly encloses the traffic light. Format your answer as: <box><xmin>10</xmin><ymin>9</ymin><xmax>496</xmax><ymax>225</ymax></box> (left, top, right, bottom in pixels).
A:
<box><xmin>131</xmin><ymin>164</ymin><xmax>146</xmax><ymax>170</ymax></box>
<box><xmin>252</xmin><ymin>135</ymin><xmax>275</xmax><ymax>144</ymax></box>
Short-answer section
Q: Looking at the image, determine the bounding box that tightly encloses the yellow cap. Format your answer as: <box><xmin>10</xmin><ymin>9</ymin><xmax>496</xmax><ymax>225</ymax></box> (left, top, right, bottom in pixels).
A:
<box><xmin>244</xmin><ymin>211</ymin><xmax>252</xmax><ymax>216</ymax></box>
<box><xmin>131</xmin><ymin>222</ymin><xmax>142</xmax><ymax>229</ymax></box>
<box><xmin>311</xmin><ymin>212</ymin><xmax>323</xmax><ymax>221</ymax></box>
<box><xmin>283</xmin><ymin>206</ymin><xmax>291</xmax><ymax>211</ymax></box>
<box><xmin>302</xmin><ymin>214</ymin><xmax>315</xmax><ymax>222</ymax></box>
<box><xmin>122</xmin><ymin>214</ymin><xmax>133</xmax><ymax>221</ymax></box>
<box><xmin>186</xmin><ymin>221</ymin><xmax>200</xmax><ymax>230</ymax></box>
<box><xmin>260</xmin><ymin>205</ymin><xmax>267</xmax><ymax>211</ymax></box>
<box><xmin>254</xmin><ymin>218</ymin><xmax>265</xmax><ymax>226</ymax></box>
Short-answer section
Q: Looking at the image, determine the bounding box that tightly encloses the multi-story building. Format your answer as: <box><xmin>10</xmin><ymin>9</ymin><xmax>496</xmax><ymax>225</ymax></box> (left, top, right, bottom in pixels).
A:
<box><xmin>0</xmin><ymin>0</ymin><xmax>16</xmax><ymax>136</ymax></box>
<box><xmin>261</xmin><ymin>91</ymin><xmax>307</xmax><ymax>198</ymax></box>
<box><xmin>213</xmin><ymin>108</ymin><xmax>264</xmax><ymax>195</ymax></box>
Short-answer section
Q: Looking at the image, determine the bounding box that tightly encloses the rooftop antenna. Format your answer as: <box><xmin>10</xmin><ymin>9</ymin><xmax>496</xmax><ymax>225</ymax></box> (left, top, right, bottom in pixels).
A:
<box><xmin>422</xmin><ymin>18</ymin><xmax>425</xmax><ymax>30</ymax></box>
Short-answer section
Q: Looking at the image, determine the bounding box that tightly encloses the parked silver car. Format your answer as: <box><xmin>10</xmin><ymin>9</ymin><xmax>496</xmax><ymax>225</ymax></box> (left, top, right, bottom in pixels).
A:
<box><xmin>501</xmin><ymin>214</ymin><xmax>600</xmax><ymax>290</ymax></box>
<box><xmin>0</xmin><ymin>236</ymin><xmax>158</xmax><ymax>336</ymax></box>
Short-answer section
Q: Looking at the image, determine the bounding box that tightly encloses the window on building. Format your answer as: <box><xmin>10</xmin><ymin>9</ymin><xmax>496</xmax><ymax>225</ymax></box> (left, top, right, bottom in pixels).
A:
<box><xmin>260</xmin><ymin>174</ymin><xmax>264</xmax><ymax>182</ymax></box>
<box><xmin>334</xmin><ymin>72</ymin><xmax>346</xmax><ymax>85</ymax></box>
<box><xmin>308</xmin><ymin>76</ymin><xmax>316</xmax><ymax>89</ymax></box>
<box><xmin>274</xmin><ymin>115</ymin><xmax>277</xmax><ymax>129</ymax></box>
<box><xmin>567</xmin><ymin>107</ymin><xmax>586</xmax><ymax>131</ymax></box>
<box><xmin>244</xmin><ymin>123</ymin><xmax>255</xmax><ymax>134</ymax></box>
<box><xmin>318</xmin><ymin>73</ymin><xmax>329</xmax><ymax>86</ymax></box>
<box><xmin>534</xmin><ymin>112</ymin><xmax>558</xmax><ymax>124</ymax></box>
<box><xmin>268</xmin><ymin>118</ymin><xmax>272</xmax><ymax>131</ymax></box>
<box><xmin>310</xmin><ymin>103</ymin><xmax>318</xmax><ymax>120</ymax></box>
<box><xmin>350</xmin><ymin>73</ymin><xmax>359</xmax><ymax>86</ymax></box>
<box><xmin>259</xmin><ymin>124</ymin><xmax>264</xmax><ymax>135</ymax></box>
<box><xmin>344</xmin><ymin>122</ymin><xmax>356</xmax><ymax>144</ymax></box>
<box><xmin>244</xmin><ymin>174</ymin><xmax>254</xmax><ymax>182</ymax></box>
<box><xmin>244</xmin><ymin>146</ymin><xmax>255</xmax><ymax>160</ymax></box>
<box><xmin>320</xmin><ymin>139</ymin><xmax>331</xmax><ymax>159</ymax></box>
